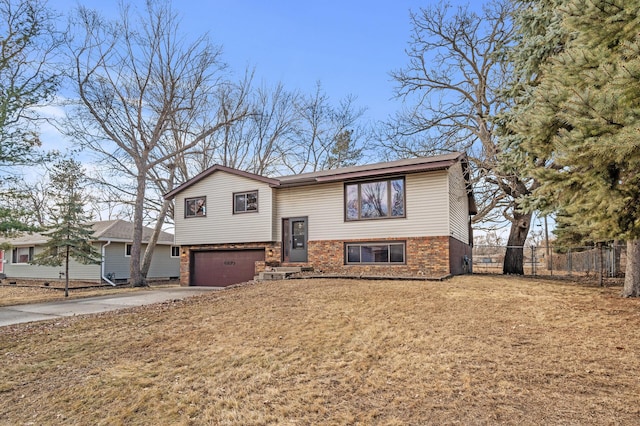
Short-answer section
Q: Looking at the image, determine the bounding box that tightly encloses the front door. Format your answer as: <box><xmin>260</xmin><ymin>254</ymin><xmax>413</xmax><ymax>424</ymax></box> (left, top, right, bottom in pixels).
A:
<box><xmin>282</xmin><ymin>217</ymin><xmax>308</xmax><ymax>263</ymax></box>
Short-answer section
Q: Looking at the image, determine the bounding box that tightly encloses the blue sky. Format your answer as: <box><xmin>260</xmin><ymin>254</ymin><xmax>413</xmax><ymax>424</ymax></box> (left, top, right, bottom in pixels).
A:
<box><xmin>47</xmin><ymin>0</ymin><xmax>435</xmax><ymax>123</ymax></box>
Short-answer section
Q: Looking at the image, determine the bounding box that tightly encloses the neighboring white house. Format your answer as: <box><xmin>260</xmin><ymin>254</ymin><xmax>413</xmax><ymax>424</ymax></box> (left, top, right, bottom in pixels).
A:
<box><xmin>165</xmin><ymin>152</ymin><xmax>477</xmax><ymax>287</ymax></box>
<box><xmin>0</xmin><ymin>220</ymin><xmax>180</xmax><ymax>283</ymax></box>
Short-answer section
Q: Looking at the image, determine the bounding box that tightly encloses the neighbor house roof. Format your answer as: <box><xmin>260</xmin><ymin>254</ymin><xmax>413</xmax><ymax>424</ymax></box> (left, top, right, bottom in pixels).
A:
<box><xmin>2</xmin><ymin>220</ymin><xmax>175</xmax><ymax>246</ymax></box>
<box><xmin>93</xmin><ymin>220</ymin><xmax>175</xmax><ymax>245</ymax></box>
<box><xmin>3</xmin><ymin>232</ymin><xmax>50</xmax><ymax>246</ymax></box>
<box><xmin>165</xmin><ymin>152</ymin><xmax>474</xmax><ymax>205</ymax></box>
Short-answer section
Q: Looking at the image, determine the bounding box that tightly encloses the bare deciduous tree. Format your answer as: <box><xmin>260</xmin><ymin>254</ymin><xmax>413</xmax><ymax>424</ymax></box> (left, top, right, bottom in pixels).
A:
<box><xmin>0</xmin><ymin>0</ymin><xmax>61</xmax><ymax>235</ymax></box>
<box><xmin>65</xmin><ymin>1</ymin><xmax>249</xmax><ymax>286</ymax></box>
<box><xmin>208</xmin><ymin>79</ymin><xmax>298</xmax><ymax>176</ymax></box>
<box><xmin>282</xmin><ymin>82</ymin><xmax>367</xmax><ymax>174</ymax></box>
<box><xmin>383</xmin><ymin>0</ymin><xmax>534</xmax><ymax>274</ymax></box>
<box><xmin>0</xmin><ymin>0</ymin><xmax>60</xmax><ymax>172</ymax></box>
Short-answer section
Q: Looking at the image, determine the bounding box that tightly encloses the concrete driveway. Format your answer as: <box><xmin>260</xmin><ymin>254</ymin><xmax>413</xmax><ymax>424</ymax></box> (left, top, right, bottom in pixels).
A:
<box><xmin>0</xmin><ymin>287</ymin><xmax>220</xmax><ymax>327</ymax></box>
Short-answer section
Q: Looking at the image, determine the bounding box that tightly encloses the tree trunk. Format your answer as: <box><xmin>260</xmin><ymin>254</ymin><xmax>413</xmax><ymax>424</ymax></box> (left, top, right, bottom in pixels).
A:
<box><xmin>65</xmin><ymin>245</ymin><xmax>70</xmax><ymax>298</ymax></box>
<box><xmin>130</xmin><ymin>172</ymin><xmax>148</xmax><ymax>287</ymax></box>
<box><xmin>622</xmin><ymin>239</ymin><xmax>640</xmax><ymax>297</ymax></box>
<box><xmin>503</xmin><ymin>211</ymin><xmax>532</xmax><ymax>275</ymax></box>
<box><xmin>140</xmin><ymin>199</ymin><xmax>171</xmax><ymax>280</ymax></box>
<box><xmin>141</xmin><ymin>165</ymin><xmax>175</xmax><ymax>280</ymax></box>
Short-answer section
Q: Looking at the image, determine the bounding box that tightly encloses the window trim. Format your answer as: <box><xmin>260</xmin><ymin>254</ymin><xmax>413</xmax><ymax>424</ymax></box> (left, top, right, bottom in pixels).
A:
<box><xmin>233</xmin><ymin>190</ymin><xmax>259</xmax><ymax>214</ymax></box>
<box><xmin>344</xmin><ymin>241</ymin><xmax>406</xmax><ymax>265</ymax></box>
<box><xmin>125</xmin><ymin>243</ymin><xmax>132</xmax><ymax>257</ymax></box>
<box><xmin>11</xmin><ymin>246</ymin><xmax>34</xmax><ymax>264</ymax></box>
<box><xmin>344</xmin><ymin>177</ymin><xmax>406</xmax><ymax>221</ymax></box>
<box><xmin>185</xmin><ymin>196</ymin><xmax>207</xmax><ymax>218</ymax></box>
<box><xmin>171</xmin><ymin>246</ymin><xmax>180</xmax><ymax>258</ymax></box>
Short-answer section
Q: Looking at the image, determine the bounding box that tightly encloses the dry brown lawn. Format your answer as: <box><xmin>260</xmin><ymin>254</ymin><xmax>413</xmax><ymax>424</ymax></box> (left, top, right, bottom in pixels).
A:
<box><xmin>0</xmin><ymin>286</ymin><xmax>142</xmax><ymax>307</ymax></box>
<box><xmin>1</xmin><ymin>275</ymin><xmax>639</xmax><ymax>425</ymax></box>
<box><xmin>0</xmin><ymin>280</ymin><xmax>178</xmax><ymax>307</ymax></box>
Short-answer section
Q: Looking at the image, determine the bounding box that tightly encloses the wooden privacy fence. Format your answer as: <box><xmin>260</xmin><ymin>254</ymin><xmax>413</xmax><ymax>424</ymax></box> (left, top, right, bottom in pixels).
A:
<box><xmin>472</xmin><ymin>244</ymin><xmax>626</xmax><ymax>281</ymax></box>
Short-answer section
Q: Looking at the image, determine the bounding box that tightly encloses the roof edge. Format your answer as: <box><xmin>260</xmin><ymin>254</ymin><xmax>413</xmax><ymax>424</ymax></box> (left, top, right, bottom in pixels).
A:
<box><xmin>98</xmin><ymin>237</ymin><xmax>175</xmax><ymax>245</ymax></box>
<box><xmin>164</xmin><ymin>165</ymin><xmax>280</xmax><ymax>199</ymax></box>
<box><xmin>313</xmin><ymin>159</ymin><xmax>457</xmax><ymax>184</ymax></box>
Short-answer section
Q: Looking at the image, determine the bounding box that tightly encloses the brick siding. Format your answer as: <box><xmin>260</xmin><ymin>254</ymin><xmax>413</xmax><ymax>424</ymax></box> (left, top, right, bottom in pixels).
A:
<box><xmin>178</xmin><ymin>242</ymin><xmax>279</xmax><ymax>286</ymax></box>
<box><xmin>306</xmin><ymin>236</ymin><xmax>452</xmax><ymax>278</ymax></box>
<box><xmin>448</xmin><ymin>236</ymin><xmax>473</xmax><ymax>275</ymax></box>
<box><xmin>179</xmin><ymin>236</ymin><xmax>469</xmax><ymax>285</ymax></box>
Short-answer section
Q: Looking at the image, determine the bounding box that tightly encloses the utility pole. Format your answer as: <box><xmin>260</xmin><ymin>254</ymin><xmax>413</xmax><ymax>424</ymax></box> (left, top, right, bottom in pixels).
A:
<box><xmin>544</xmin><ymin>215</ymin><xmax>550</xmax><ymax>258</ymax></box>
<box><xmin>544</xmin><ymin>215</ymin><xmax>553</xmax><ymax>276</ymax></box>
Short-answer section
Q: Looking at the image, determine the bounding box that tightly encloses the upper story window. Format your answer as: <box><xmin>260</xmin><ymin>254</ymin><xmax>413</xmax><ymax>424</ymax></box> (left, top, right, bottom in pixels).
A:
<box><xmin>234</xmin><ymin>191</ymin><xmax>258</xmax><ymax>214</ymax></box>
<box><xmin>345</xmin><ymin>178</ymin><xmax>405</xmax><ymax>221</ymax></box>
<box><xmin>185</xmin><ymin>196</ymin><xmax>206</xmax><ymax>218</ymax></box>
<box><xmin>11</xmin><ymin>247</ymin><xmax>34</xmax><ymax>264</ymax></box>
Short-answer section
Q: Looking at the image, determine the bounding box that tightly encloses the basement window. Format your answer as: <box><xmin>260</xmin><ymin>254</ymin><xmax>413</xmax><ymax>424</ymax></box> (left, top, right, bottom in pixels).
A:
<box><xmin>345</xmin><ymin>242</ymin><xmax>406</xmax><ymax>264</ymax></box>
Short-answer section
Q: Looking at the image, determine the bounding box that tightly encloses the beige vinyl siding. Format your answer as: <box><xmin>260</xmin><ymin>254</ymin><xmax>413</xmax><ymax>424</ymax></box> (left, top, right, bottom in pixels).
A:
<box><xmin>103</xmin><ymin>243</ymin><xmax>179</xmax><ymax>280</ymax></box>
<box><xmin>448</xmin><ymin>162</ymin><xmax>470</xmax><ymax>243</ymax></box>
<box><xmin>3</xmin><ymin>245</ymin><xmax>101</xmax><ymax>281</ymax></box>
<box><xmin>272</xmin><ymin>189</ymin><xmax>279</xmax><ymax>242</ymax></box>
<box><xmin>276</xmin><ymin>171</ymin><xmax>450</xmax><ymax>241</ymax></box>
<box><xmin>174</xmin><ymin>171</ymin><xmax>274</xmax><ymax>245</ymax></box>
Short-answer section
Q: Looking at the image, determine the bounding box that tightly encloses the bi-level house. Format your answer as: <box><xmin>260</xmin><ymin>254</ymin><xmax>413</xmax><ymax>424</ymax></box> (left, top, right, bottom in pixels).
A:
<box><xmin>164</xmin><ymin>152</ymin><xmax>476</xmax><ymax>287</ymax></box>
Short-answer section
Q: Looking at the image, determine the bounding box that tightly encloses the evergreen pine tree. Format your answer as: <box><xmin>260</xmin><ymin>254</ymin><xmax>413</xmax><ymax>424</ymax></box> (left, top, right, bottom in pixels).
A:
<box><xmin>326</xmin><ymin>130</ymin><xmax>362</xmax><ymax>169</ymax></box>
<box><xmin>511</xmin><ymin>0</ymin><xmax>640</xmax><ymax>295</ymax></box>
<box><xmin>31</xmin><ymin>159</ymin><xmax>101</xmax><ymax>297</ymax></box>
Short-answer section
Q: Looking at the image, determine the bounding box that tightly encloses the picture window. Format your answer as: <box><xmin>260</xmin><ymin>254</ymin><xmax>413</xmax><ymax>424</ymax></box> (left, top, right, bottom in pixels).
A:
<box><xmin>345</xmin><ymin>178</ymin><xmax>405</xmax><ymax>221</ymax></box>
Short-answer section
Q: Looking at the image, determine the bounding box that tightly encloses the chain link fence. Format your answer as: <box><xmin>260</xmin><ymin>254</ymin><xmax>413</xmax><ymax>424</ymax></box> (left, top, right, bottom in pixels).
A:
<box><xmin>472</xmin><ymin>244</ymin><xmax>626</xmax><ymax>283</ymax></box>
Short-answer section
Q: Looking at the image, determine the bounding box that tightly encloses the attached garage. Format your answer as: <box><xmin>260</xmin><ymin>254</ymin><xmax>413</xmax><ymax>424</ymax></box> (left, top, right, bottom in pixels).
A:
<box><xmin>191</xmin><ymin>249</ymin><xmax>265</xmax><ymax>287</ymax></box>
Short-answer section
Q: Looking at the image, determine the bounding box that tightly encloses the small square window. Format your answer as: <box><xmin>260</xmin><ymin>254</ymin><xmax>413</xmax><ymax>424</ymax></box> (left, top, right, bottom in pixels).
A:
<box><xmin>234</xmin><ymin>191</ymin><xmax>258</xmax><ymax>213</ymax></box>
<box><xmin>185</xmin><ymin>197</ymin><xmax>206</xmax><ymax>218</ymax></box>
<box><xmin>171</xmin><ymin>246</ymin><xmax>180</xmax><ymax>258</ymax></box>
<box><xmin>12</xmin><ymin>247</ymin><xmax>34</xmax><ymax>264</ymax></box>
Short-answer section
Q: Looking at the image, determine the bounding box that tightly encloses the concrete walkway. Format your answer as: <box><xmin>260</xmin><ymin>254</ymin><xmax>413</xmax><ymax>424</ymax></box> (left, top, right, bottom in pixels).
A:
<box><xmin>0</xmin><ymin>287</ymin><xmax>221</xmax><ymax>327</ymax></box>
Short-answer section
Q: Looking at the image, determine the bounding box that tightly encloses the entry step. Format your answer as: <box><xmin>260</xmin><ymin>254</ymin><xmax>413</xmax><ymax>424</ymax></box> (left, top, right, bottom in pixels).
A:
<box><xmin>256</xmin><ymin>267</ymin><xmax>305</xmax><ymax>281</ymax></box>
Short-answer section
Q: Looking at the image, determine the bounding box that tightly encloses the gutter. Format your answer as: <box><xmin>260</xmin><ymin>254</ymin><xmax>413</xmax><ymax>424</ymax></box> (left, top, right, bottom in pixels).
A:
<box><xmin>101</xmin><ymin>241</ymin><xmax>116</xmax><ymax>286</ymax></box>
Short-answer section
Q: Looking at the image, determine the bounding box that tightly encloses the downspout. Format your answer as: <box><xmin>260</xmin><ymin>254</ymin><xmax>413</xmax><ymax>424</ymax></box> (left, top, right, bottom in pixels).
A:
<box><xmin>102</xmin><ymin>241</ymin><xmax>116</xmax><ymax>286</ymax></box>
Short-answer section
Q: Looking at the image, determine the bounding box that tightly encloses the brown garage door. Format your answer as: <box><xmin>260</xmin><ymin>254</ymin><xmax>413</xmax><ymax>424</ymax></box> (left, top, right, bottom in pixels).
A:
<box><xmin>191</xmin><ymin>249</ymin><xmax>265</xmax><ymax>287</ymax></box>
